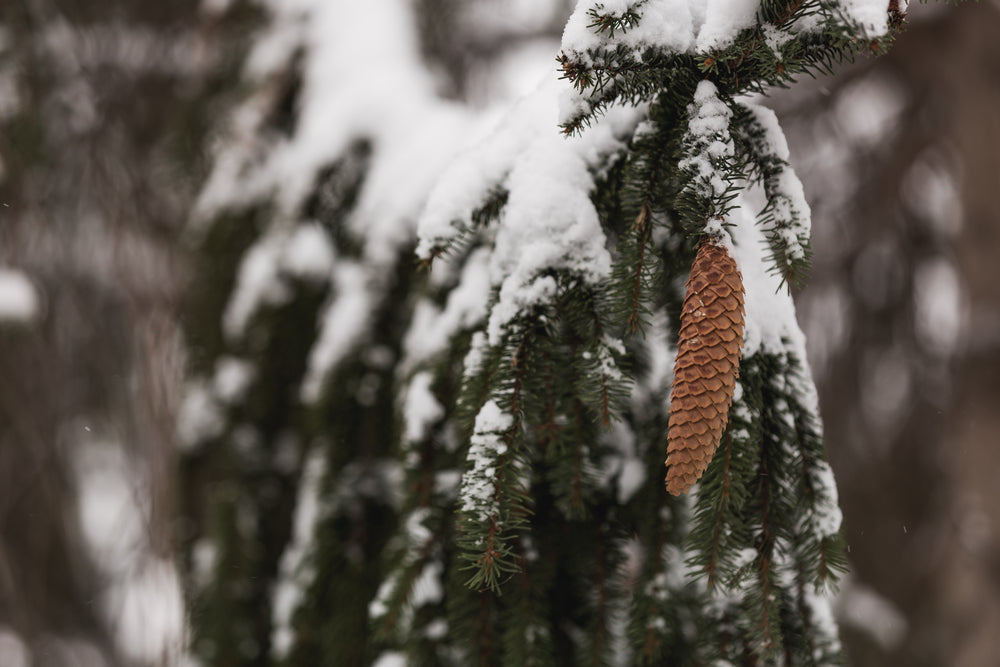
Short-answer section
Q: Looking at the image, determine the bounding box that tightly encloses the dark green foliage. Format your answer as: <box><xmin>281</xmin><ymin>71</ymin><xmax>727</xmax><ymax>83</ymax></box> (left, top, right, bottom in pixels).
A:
<box><xmin>179</xmin><ymin>1</ymin><xmax>907</xmax><ymax>665</ymax></box>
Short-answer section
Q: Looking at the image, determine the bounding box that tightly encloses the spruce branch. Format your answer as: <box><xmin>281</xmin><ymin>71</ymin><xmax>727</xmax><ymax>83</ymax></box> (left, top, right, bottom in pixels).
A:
<box><xmin>587</xmin><ymin>0</ymin><xmax>650</xmax><ymax>38</ymax></box>
<box><xmin>559</xmin><ymin>0</ymin><xmax>908</xmax><ymax>135</ymax></box>
<box><xmin>675</xmin><ymin>81</ymin><xmax>742</xmax><ymax>229</ymax></box>
<box><xmin>733</xmin><ymin>102</ymin><xmax>813</xmax><ymax>286</ymax></box>
<box><xmin>626</xmin><ymin>204</ymin><xmax>655</xmax><ymax>335</ymax></box>
<box><xmin>498</xmin><ymin>535</ymin><xmax>555</xmax><ymax>666</ymax></box>
<box><xmin>418</xmin><ymin>187</ymin><xmax>508</xmax><ymax>267</ymax></box>
<box><xmin>368</xmin><ymin>508</ymin><xmax>443</xmax><ymax>640</ymax></box>
<box><xmin>457</xmin><ymin>332</ymin><xmax>534</xmax><ymax>592</ymax></box>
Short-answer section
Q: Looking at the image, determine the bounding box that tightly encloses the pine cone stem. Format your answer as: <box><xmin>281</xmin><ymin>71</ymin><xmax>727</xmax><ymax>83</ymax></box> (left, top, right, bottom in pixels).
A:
<box><xmin>665</xmin><ymin>238</ymin><xmax>746</xmax><ymax>496</ymax></box>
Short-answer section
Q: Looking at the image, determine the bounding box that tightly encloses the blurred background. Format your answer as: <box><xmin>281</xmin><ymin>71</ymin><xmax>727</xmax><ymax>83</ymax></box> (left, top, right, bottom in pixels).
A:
<box><xmin>0</xmin><ymin>0</ymin><xmax>997</xmax><ymax>665</ymax></box>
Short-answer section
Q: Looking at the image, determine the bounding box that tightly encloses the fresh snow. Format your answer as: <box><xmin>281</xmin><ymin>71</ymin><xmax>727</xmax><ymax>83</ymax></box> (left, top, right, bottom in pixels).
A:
<box><xmin>837</xmin><ymin>0</ymin><xmax>890</xmax><ymax>38</ymax></box>
<box><xmin>458</xmin><ymin>400</ymin><xmax>514</xmax><ymax>523</ymax></box>
<box><xmin>562</xmin><ymin>0</ymin><xmax>890</xmax><ymax>60</ymax></box>
<box><xmin>742</xmin><ymin>102</ymin><xmax>811</xmax><ymax>263</ymax></box>
<box><xmin>679</xmin><ymin>80</ymin><xmax>735</xmax><ymax>202</ymax></box>
<box><xmin>726</xmin><ymin>195</ymin><xmax>808</xmax><ymax>360</ymax></box>
<box><xmin>561</xmin><ymin>0</ymin><xmax>698</xmax><ymax>59</ymax></box>
<box><xmin>482</xmin><ymin>83</ymin><xmax>643</xmax><ymax>344</ymax></box>
<box><xmin>416</xmin><ymin>81</ymin><xmax>572</xmax><ymax>260</ymax></box>
<box><xmin>697</xmin><ymin>0</ymin><xmax>760</xmax><ymax>52</ymax></box>
<box><xmin>401</xmin><ymin>247</ymin><xmax>492</xmax><ymax>371</ymax></box>
<box><xmin>808</xmin><ymin>461</ymin><xmax>843</xmax><ymax>537</ymax></box>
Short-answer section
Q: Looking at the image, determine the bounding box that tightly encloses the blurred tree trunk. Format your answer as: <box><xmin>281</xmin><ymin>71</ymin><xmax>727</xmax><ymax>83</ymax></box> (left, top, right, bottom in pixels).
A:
<box><xmin>0</xmin><ymin>1</ymin><xmax>255</xmax><ymax>663</ymax></box>
<box><xmin>782</xmin><ymin>3</ymin><xmax>1000</xmax><ymax>665</ymax></box>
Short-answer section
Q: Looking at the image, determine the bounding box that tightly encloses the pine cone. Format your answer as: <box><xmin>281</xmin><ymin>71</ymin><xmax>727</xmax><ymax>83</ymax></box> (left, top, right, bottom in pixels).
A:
<box><xmin>665</xmin><ymin>239</ymin><xmax>745</xmax><ymax>496</ymax></box>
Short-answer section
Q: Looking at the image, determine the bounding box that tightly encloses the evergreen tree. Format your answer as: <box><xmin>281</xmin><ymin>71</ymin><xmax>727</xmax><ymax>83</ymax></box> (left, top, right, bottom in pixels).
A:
<box><xmin>178</xmin><ymin>0</ymin><xmax>911</xmax><ymax>664</ymax></box>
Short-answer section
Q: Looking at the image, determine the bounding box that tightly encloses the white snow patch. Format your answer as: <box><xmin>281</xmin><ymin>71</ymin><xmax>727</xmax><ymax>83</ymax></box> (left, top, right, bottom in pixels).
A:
<box><xmin>411</xmin><ymin>561</ymin><xmax>444</xmax><ymax>608</ymax></box>
<box><xmin>761</xmin><ymin>23</ymin><xmax>792</xmax><ymax>56</ymax></box>
<box><xmin>191</xmin><ymin>539</ymin><xmax>217</xmax><ymax>588</ymax></box>
<box><xmin>458</xmin><ymin>401</ymin><xmax>514</xmax><ymax>522</ymax></box>
<box><xmin>741</xmin><ymin>102</ymin><xmax>811</xmax><ymax>264</ymax></box>
<box><xmin>619</xmin><ymin>457</ymin><xmax>647</xmax><ymax>504</ymax></box>
<box><xmin>726</xmin><ymin>196</ymin><xmax>806</xmax><ymax>359</ymax></box>
<box><xmin>835</xmin><ymin>75</ymin><xmax>905</xmax><ymax>148</ymax></box>
<box><xmin>301</xmin><ymin>261</ymin><xmax>370</xmax><ymax>402</ymax></box>
<box><xmin>425</xmin><ymin>618</ymin><xmax>448</xmax><ymax>639</ymax></box>
<box><xmin>901</xmin><ymin>152</ymin><xmax>962</xmax><ymax>235</ymax></box>
<box><xmin>403</xmin><ymin>372</ymin><xmax>444</xmax><ymax>444</ymax></box>
<box><xmin>224</xmin><ymin>225</ymin><xmax>334</xmax><ymax>340</ymax></box>
<box><xmin>462</xmin><ymin>331</ymin><xmax>490</xmax><ymax>380</ymax></box>
<box><xmin>679</xmin><ymin>81</ymin><xmax>734</xmax><ymax>202</ymax></box>
<box><xmin>0</xmin><ymin>268</ymin><xmax>39</xmax><ymax>323</ymax></box>
<box><xmin>213</xmin><ymin>357</ymin><xmax>255</xmax><ymax>405</ymax></box>
<box><xmin>200</xmin><ymin>0</ymin><xmax>234</xmax><ymax>15</ymax></box>
<box><xmin>914</xmin><ymin>259</ymin><xmax>963</xmax><ymax>355</ymax></box>
<box><xmin>372</xmin><ymin>652</ymin><xmax>407</xmax><ymax>667</ymax></box>
<box><xmin>402</xmin><ymin>247</ymin><xmax>492</xmax><ymax>370</ymax></box>
<box><xmin>416</xmin><ymin>81</ymin><xmax>559</xmax><ymax>260</ymax></box>
<box><xmin>74</xmin><ymin>438</ymin><xmax>143</xmax><ymax>576</ymax></box>
<box><xmin>803</xmin><ymin>583</ymin><xmax>842</xmax><ymax>657</ymax></box>
<box><xmin>638</xmin><ymin>311</ymin><xmax>676</xmax><ymax>403</ymax></box>
<box><xmin>836</xmin><ymin>0</ymin><xmax>889</xmax><ymax>38</ymax></box>
<box><xmin>73</xmin><ymin>434</ymin><xmax>186</xmax><ymax>665</ymax></box>
<box><xmin>177</xmin><ymin>380</ymin><xmax>225</xmax><ymax>448</ymax></box>
<box><xmin>837</xmin><ymin>578</ymin><xmax>907</xmax><ymax>651</ymax></box>
<box><xmin>601</xmin><ymin>420</ymin><xmax>647</xmax><ymax>504</ymax></box>
<box><xmin>561</xmin><ymin>0</ymin><xmax>698</xmax><ymax>62</ymax></box>
<box><xmin>352</xmin><ymin>103</ymin><xmax>472</xmax><ymax>271</ymax></box>
<box><xmin>808</xmin><ymin>461</ymin><xmax>842</xmax><ymax>537</ymax></box>
<box><xmin>483</xmin><ymin>82</ymin><xmax>642</xmax><ymax>344</ymax></box>
<box><xmin>272</xmin><ymin>449</ymin><xmax>327</xmax><ymax>659</ymax></box>
<box><xmin>0</xmin><ymin>628</ymin><xmax>29</xmax><ymax>667</ymax></box>
<box><xmin>281</xmin><ymin>224</ymin><xmax>335</xmax><ymax>282</ymax></box>
<box><xmin>697</xmin><ymin>0</ymin><xmax>760</xmax><ymax>52</ymax></box>
<box><xmin>861</xmin><ymin>348</ymin><xmax>911</xmax><ymax>430</ymax></box>
<box><xmin>223</xmin><ymin>233</ymin><xmax>289</xmax><ymax>338</ymax></box>
<box><xmin>435</xmin><ymin>469</ymin><xmax>462</xmax><ymax>496</ymax></box>
<box><xmin>107</xmin><ymin>557</ymin><xmax>187</xmax><ymax>665</ymax></box>
<box><xmin>216</xmin><ymin>0</ymin><xmax>457</xmax><ymax>217</ymax></box>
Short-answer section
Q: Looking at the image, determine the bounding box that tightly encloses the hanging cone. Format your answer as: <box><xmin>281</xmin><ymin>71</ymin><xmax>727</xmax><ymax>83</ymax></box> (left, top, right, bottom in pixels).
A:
<box><xmin>665</xmin><ymin>238</ymin><xmax>745</xmax><ymax>496</ymax></box>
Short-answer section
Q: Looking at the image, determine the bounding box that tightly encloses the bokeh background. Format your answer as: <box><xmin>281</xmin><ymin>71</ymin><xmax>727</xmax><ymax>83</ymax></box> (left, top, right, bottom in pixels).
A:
<box><xmin>1</xmin><ymin>1</ymin><xmax>998</xmax><ymax>665</ymax></box>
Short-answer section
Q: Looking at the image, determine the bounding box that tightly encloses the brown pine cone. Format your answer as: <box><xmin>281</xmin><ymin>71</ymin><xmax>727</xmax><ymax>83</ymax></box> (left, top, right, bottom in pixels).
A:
<box><xmin>665</xmin><ymin>239</ymin><xmax>745</xmax><ymax>496</ymax></box>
